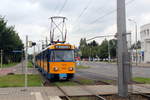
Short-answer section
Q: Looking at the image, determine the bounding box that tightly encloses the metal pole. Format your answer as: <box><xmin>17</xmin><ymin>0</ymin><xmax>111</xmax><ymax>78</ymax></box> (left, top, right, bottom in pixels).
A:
<box><xmin>36</xmin><ymin>44</ymin><xmax>40</xmax><ymax>53</ymax></box>
<box><xmin>25</xmin><ymin>35</ymin><xmax>28</xmax><ymax>90</ymax></box>
<box><xmin>33</xmin><ymin>46</ymin><xmax>35</xmax><ymax>68</ymax></box>
<box><xmin>108</xmin><ymin>40</ymin><xmax>111</xmax><ymax>62</ymax></box>
<box><xmin>46</xmin><ymin>36</ymin><xmax>48</xmax><ymax>47</ymax></box>
<box><xmin>42</xmin><ymin>41</ymin><xmax>44</xmax><ymax>49</ymax></box>
<box><xmin>0</xmin><ymin>50</ymin><xmax>3</xmax><ymax>70</ymax></box>
<box><xmin>89</xmin><ymin>47</ymin><xmax>91</xmax><ymax>61</ymax></box>
<box><xmin>128</xmin><ymin>19</ymin><xmax>138</xmax><ymax>66</ymax></box>
<box><xmin>117</xmin><ymin>0</ymin><xmax>130</xmax><ymax>97</ymax></box>
<box><xmin>22</xmin><ymin>49</ymin><xmax>24</xmax><ymax>73</ymax></box>
<box><xmin>135</xmin><ymin>23</ymin><xmax>138</xmax><ymax>66</ymax></box>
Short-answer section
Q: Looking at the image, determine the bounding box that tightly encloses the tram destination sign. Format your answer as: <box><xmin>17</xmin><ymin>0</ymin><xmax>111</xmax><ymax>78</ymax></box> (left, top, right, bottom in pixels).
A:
<box><xmin>55</xmin><ymin>45</ymin><xmax>71</xmax><ymax>49</ymax></box>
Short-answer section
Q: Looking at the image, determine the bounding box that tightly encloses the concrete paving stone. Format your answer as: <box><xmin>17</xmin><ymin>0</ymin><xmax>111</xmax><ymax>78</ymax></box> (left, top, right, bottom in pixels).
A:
<box><xmin>39</xmin><ymin>87</ymin><xmax>64</xmax><ymax>96</ymax></box>
<box><xmin>132</xmin><ymin>84</ymin><xmax>150</xmax><ymax>94</ymax></box>
<box><xmin>0</xmin><ymin>87</ymin><xmax>64</xmax><ymax>96</ymax></box>
<box><xmin>60</xmin><ymin>86</ymin><xmax>91</xmax><ymax>96</ymax></box>
<box><xmin>85</xmin><ymin>85</ymin><xmax>117</xmax><ymax>95</ymax></box>
<box><xmin>60</xmin><ymin>85</ymin><xmax>118</xmax><ymax>96</ymax></box>
<box><xmin>48</xmin><ymin>96</ymin><xmax>62</xmax><ymax>100</ymax></box>
<box><xmin>0</xmin><ymin>95</ymin><xmax>35</xmax><ymax>100</ymax></box>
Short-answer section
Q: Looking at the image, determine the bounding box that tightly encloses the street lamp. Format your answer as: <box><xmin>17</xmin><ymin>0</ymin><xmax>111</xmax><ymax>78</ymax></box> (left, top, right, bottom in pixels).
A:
<box><xmin>128</xmin><ymin>19</ymin><xmax>138</xmax><ymax>66</ymax></box>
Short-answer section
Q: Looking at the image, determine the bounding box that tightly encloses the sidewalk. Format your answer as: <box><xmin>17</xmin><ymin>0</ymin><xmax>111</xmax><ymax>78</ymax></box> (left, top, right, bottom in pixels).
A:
<box><xmin>81</xmin><ymin>61</ymin><xmax>150</xmax><ymax>67</ymax></box>
<box><xmin>0</xmin><ymin>64</ymin><xmax>19</xmax><ymax>76</ymax></box>
<box><xmin>132</xmin><ymin>63</ymin><xmax>150</xmax><ymax>67</ymax></box>
<box><xmin>0</xmin><ymin>84</ymin><xmax>149</xmax><ymax>100</ymax></box>
<box><xmin>0</xmin><ymin>62</ymin><xmax>38</xmax><ymax>76</ymax></box>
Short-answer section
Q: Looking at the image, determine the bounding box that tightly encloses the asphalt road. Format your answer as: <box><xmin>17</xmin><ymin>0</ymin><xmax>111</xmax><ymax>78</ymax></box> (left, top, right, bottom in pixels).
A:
<box><xmin>76</xmin><ymin>61</ymin><xmax>150</xmax><ymax>80</ymax></box>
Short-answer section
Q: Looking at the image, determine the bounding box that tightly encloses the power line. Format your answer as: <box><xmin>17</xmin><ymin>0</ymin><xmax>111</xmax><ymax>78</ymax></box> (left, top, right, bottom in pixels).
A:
<box><xmin>53</xmin><ymin>0</ymin><xmax>60</xmax><ymax>15</ymax></box>
<box><xmin>76</xmin><ymin>0</ymin><xmax>92</xmax><ymax>21</ymax></box>
<box><xmin>86</xmin><ymin>34</ymin><xmax>115</xmax><ymax>41</ymax></box>
<box><xmin>58</xmin><ymin>0</ymin><xmax>68</xmax><ymax>15</ymax></box>
<box><xmin>73</xmin><ymin>0</ymin><xmax>93</xmax><ymax>34</ymax></box>
<box><xmin>90</xmin><ymin>9</ymin><xmax>116</xmax><ymax>24</ymax></box>
<box><xmin>90</xmin><ymin>0</ymin><xmax>136</xmax><ymax>24</ymax></box>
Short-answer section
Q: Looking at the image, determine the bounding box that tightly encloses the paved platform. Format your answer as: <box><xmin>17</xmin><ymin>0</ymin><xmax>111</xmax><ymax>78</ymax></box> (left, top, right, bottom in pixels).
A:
<box><xmin>0</xmin><ymin>62</ymin><xmax>39</xmax><ymax>76</ymax></box>
<box><xmin>0</xmin><ymin>85</ymin><xmax>149</xmax><ymax>100</ymax></box>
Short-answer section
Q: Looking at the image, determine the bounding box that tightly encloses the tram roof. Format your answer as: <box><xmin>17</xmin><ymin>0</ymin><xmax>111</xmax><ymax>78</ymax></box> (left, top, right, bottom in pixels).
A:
<box><xmin>37</xmin><ymin>43</ymin><xmax>75</xmax><ymax>55</ymax></box>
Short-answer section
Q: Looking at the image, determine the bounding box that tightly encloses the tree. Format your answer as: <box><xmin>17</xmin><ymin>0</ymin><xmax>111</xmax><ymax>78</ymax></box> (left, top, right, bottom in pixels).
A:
<box><xmin>98</xmin><ymin>39</ymin><xmax>108</xmax><ymax>59</ymax></box>
<box><xmin>79</xmin><ymin>38</ymin><xmax>87</xmax><ymax>48</ymax></box>
<box><xmin>131</xmin><ymin>40</ymin><xmax>141</xmax><ymax>49</ymax></box>
<box><xmin>0</xmin><ymin>16</ymin><xmax>24</xmax><ymax>63</ymax></box>
<box><xmin>109</xmin><ymin>39</ymin><xmax>117</xmax><ymax>58</ymax></box>
<box><xmin>88</xmin><ymin>40</ymin><xmax>98</xmax><ymax>47</ymax></box>
<box><xmin>79</xmin><ymin>38</ymin><xmax>117</xmax><ymax>60</ymax></box>
<box><xmin>79</xmin><ymin>38</ymin><xmax>88</xmax><ymax>58</ymax></box>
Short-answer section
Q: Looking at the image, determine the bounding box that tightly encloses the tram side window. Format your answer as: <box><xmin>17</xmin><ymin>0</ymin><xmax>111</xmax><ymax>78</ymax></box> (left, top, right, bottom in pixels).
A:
<box><xmin>40</xmin><ymin>53</ymin><xmax>42</xmax><ymax>61</ymax></box>
<box><xmin>42</xmin><ymin>52</ymin><xmax>44</xmax><ymax>61</ymax></box>
<box><xmin>46</xmin><ymin>50</ymin><xmax>49</xmax><ymax>62</ymax></box>
<box><xmin>38</xmin><ymin>55</ymin><xmax>40</xmax><ymax>61</ymax></box>
<box><xmin>50</xmin><ymin>51</ymin><xmax>55</xmax><ymax>61</ymax></box>
<box><xmin>39</xmin><ymin>54</ymin><xmax>40</xmax><ymax>61</ymax></box>
<box><xmin>44</xmin><ymin>51</ymin><xmax>45</xmax><ymax>61</ymax></box>
<box><xmin>40</xmin><ymin>53</ymin><xmax>42</xmax><ymax>65</ymax></box>
<box><xmin>35</xmin><ymin>56</ymin><xmax>37</xmax><ymax>61</ymax></box>
<box><xmin>43</xmin><ymin>52</ymin><xmax>45</xmax><ymax>61</ymax></box>
<box><xmin>44</xmin><ymin>51</ymin><xmax>47</xmax><ymax>62</ymax></box>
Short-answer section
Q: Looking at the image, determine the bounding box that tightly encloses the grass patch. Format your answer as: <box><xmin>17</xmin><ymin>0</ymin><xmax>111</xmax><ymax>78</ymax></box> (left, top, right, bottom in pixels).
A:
<box><xmin>77</xmin><ymin>78</ymin><xmax>95</xmax><ymax>85</ymax></box>
<box><xmin>103</xmin><ymin>80</ymin><xmax>113</xmax><ymax>83</ymax></box>
<box><xmin>76</xmin><ymin>65</ymin><xmax>90</xmax><ymax>69</ymax></box>
<box><xmin>53</xmin><ymin>81</ymin><xmax>78</xmax><ymax>86</ymax></box>
<box><xmin>28</xmin><ymin>61</ymin><xmax>33</xmax><ymax>68</ymax></box>
<box><xmin>2</xmin><ymin>63</ymin><xmax>18</xmax><ymax>68</ymax></box>
<box><xmin>0</xmin><ymin>74</ymin><xmax>42</xmax><ymax>87</ymax></box>
<box><xmin>133</xmin><ymin>77</ymin><xmax>150</xmax><ymax>84</ymax></box>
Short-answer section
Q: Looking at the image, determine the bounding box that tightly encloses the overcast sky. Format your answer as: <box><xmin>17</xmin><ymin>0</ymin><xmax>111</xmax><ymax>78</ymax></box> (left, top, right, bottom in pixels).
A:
<box><xmin>0</xmin><ymin>0</ymin><xmax>150</xmax><ymax>52</ymax></box>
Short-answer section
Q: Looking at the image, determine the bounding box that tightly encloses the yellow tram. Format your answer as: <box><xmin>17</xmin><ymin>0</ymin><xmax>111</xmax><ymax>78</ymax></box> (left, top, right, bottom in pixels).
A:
<box><xmin>35</xmin><ymin>43</ymin><xmax>76</xmax><ymax>80</ymax></box>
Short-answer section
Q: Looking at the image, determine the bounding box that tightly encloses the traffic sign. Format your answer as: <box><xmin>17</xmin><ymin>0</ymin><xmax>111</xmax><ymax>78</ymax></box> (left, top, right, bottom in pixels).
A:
<box><xmin>12</xmin><ymin>50</ymin><xmax>23</xmax><ymax>53</ymax></box>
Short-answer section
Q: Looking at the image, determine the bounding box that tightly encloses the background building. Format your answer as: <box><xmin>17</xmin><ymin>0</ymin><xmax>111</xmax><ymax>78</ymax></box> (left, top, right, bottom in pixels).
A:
<box><xmin>140</xmin><ymin>23</ymin><xmax>150</xmax><ymax>63</ymax></box>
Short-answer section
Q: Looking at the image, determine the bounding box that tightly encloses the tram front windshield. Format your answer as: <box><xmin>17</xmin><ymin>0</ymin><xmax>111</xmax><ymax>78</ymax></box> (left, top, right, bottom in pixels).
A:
<box><xmin>51</xmin><ymin>50</ymin><xmax>74</xmax><ymax>62</ymax></box>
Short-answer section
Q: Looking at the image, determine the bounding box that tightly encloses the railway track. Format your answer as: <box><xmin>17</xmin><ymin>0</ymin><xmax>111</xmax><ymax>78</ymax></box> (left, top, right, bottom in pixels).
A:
<box><xmin>40</xmin><ymin>71</ymin><xmax>107</xmax><ymax>100</ymax></box>
<box><xmin>130</xmin><ymin>84</ymin><xmax>150</xmax><ymax>99</ymax></box>
<box><xmin>39</xmin><ymin>72</ymin><xmax>72</xmax><ymax>100</ymax></box>
<box><xmin>55</xmin><ymin>84</ymin><xmax>72</xmax><ymax>100</ymax></box>
<box><xmin>72</xmin><ymin>79</ymin><xmax>107</xmax><ymax>100</ymax></box>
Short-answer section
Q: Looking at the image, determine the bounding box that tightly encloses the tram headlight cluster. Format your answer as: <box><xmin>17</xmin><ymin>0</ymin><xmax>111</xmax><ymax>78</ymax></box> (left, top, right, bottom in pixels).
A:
<box><xmin>54</xmin><ymin>67</ymin><xmax>59</xmax><ymax>71</ymax></box>
<box><xmin>68</xmin><ymin>67</ymin><xmax>74</xmax><ymax>71</ymax></box>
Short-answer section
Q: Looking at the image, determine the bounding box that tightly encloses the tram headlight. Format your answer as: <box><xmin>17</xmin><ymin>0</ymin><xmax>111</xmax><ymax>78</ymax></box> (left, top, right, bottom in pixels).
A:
<box><xmin>54</xmin><ymin>67</ymin><xmax>59</xmax><ymax>71</ymax></box>
<box><xmin>69</xmin><ymin>67</ymin><xmax>74</xmax><ymax>71</ymax></box>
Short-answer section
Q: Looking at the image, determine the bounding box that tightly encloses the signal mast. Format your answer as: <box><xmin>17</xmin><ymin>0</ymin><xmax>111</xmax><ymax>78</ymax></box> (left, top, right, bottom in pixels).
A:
<box><xmin>49</xmin><ymin>16</ymin><xmax>67</xmax><ymax>44</ymax></box>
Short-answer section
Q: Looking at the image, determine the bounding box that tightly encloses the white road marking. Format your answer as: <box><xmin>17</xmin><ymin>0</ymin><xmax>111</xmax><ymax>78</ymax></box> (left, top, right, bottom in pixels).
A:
<box><xmin>48</xmin><ymin>96</ymin><xmax>62</xmax><ymax>100</ymax></box>
<box><xmin>31</xmin><ymin>92</ymin><xmax>44</xmax><ymax>100</ymax></box>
